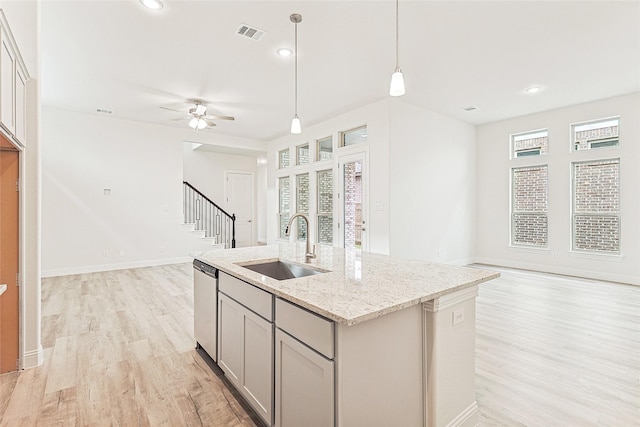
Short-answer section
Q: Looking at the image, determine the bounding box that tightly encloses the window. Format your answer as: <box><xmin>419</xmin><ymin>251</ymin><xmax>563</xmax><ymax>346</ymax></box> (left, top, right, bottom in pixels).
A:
<box><xmin>511</xmin><ymin>130</ymin><xmax>548</xmax><ymax>158</ymax></box>
<box><xmin>340</xmin><ymin>125</ymin><xmax>367</xmax><ymax>147</ymax></box>
<box><xmin>572</xmin><ymin>159</ymin><xmax>620</xmax><ymax>253</ymax></box>
<box><xmin>572</xmin><ymin>117</ymin><xmax>619</xmax><ymax>151</ymax></box>
<box><xmin>278</xmin><ymin>176</ymin><xmax>290</xmax><ymax>238</ymax></box>
<box><xmin>317</xmin><ymin>136</ymin><xmax>333</xmax><ymax>161</ymax></box>
<box><xmin>296</xmin><ymin>144</ymin><xmax>309</xmax><ymax>165</ymax></box>
<box><xmin>279</xmin><ymin>149</ymin><xmax>290</xmax><ymax>169</ymax></box>
<box><xmin>511</xmin><ymin>165</ymin><xmax>548</xmax><ymax>247</ymax></box>
<box><xmin>317</xmin><ymin>169</ymin><xmax>333</xmax><ymax>244</ymax></box>
<box><xmin>296</xmin><ymin>173</ymin><xmax>309</xmax><ymax>240</ymax></box>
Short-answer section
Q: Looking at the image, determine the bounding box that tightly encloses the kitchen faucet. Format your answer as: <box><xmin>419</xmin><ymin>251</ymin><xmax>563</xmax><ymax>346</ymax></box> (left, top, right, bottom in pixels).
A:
<box><xmin>285</xmin><ymin>213</ymin><xmax>317</xmax><ymax>263</ymax></box>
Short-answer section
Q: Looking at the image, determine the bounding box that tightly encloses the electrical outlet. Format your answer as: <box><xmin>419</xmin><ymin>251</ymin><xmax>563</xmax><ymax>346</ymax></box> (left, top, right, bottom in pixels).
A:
<box><xmin>453</xmin><ymin>308</ymin><xmax>465</xmax><ymax>325</ymax></box>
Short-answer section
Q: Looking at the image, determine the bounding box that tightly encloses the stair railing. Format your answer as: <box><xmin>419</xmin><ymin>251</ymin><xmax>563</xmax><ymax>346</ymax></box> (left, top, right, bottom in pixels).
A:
<box><xmin>183</xmin><ymin>181</ymin><xmax>236</xmax><ymax>248</ymax></box>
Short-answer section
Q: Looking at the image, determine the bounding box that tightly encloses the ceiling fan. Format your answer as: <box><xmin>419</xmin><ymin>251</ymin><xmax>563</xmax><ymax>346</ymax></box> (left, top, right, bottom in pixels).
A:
<box><xmin>161</xmin><ymin>99</ymin><xmax>235</xmax><ymax>131</ymax></box>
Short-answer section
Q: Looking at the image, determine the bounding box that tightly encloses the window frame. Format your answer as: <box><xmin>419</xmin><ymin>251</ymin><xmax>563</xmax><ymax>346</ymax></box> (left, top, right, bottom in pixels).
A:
<box><xmin>278</xmin><ymin>176</ymin><xmax>290</xmax><ymax>239</ymax></box>
<box><xmin>510</xmin><ymin>164</ymin><xmax>549</xmax><ymax>248</ymax></box>
<box><xmin>339</xmin><ymin>125</ymin><xmax>368</xmax><ymax>148</ymax></box>
<box><xmin>316</xmin><ymin>169</ymin><xmax>333</xmax><ymax>245</ymax></box>
<box><xmin>510</xmin><ymin>129</ymin><xmax>548</xmax><ymax>159</ymax></box>
<box><xmin>296</xmin><ymin>143</ymin><xmax>310</xmax><ymax>166</ymax></box>
<box><xmin>571</xmin><ymin>158</ymin><xmax>620</xmax><ymax>254</ymax></box>
<box><xmin>278</xmin><ymin>148</ymin><xmax>290</xmax><ymax>169</ymax></box>
<box><xmin>571</xmin><ymin>116</ymin><xmax>620</xmax><ymax>152</ymax></box>
<box><xmin>316</xmin><ymin>136</ymin><xmax>333</xmax><ymax>162</ymax></box>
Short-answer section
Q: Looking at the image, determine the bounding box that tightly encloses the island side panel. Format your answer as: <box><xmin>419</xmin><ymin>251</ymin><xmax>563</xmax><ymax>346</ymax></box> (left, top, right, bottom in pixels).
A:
<box><xmin>335</xmin><ymin>304</ymin><xmax>424</xmax><ymax>427</ymax></box>
<box><xmin>424</xmin><ymin>286</ymin><xmax>479</xmax><ymax>427</ymax></box>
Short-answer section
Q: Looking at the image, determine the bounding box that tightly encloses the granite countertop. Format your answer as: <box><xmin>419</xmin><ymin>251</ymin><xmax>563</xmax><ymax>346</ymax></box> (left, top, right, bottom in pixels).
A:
<box><xmin>194</xmin><ymin>243</ymin><xmax>499</xmax><ymax>326</ymax></box>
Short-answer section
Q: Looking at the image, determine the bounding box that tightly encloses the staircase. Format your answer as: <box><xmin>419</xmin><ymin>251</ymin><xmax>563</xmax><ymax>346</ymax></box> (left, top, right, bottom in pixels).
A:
<box><xmin>183</xmin><ymin>181</ymin><xmax>236</xmax><ymax>249</ymax></box>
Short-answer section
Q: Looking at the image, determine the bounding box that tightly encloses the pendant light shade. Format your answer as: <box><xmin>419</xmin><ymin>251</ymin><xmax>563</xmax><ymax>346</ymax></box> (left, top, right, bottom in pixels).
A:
<box><xmin>390</xmin><ymin>0</ymin><xmax>405</xmax><ymax>97</ymax></box>
<box><xmin>290</xmin><ymin>13</ymin><xmax>302</xmax><ymax>134</ymax></box>
<box><xmin>290</xmin><ymin>114</ymin><xmax>301</xmax><ymax>134</ymax></box>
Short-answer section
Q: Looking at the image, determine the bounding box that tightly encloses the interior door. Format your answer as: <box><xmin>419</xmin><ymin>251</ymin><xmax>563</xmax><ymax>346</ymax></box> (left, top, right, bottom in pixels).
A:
<box><xmin>338</xmin><ymin>152</ymin><xmax>368</xmax><ymax>252</ymax></box>
<box><xmin>226</xmin><ymin>172</ymin><xmax>254</xmax><ymax>247</ymax></box>
<box><xmin>0</xmin><ymin>134</ymin><xmax>19</xmax><ymax>373</ymax></box>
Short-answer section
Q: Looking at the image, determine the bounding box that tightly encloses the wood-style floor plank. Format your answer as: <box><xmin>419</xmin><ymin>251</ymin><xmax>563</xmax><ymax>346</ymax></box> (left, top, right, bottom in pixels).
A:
<box><xmin>474</xmin><ymin>266</ymin><xmax>640</xmax><ymax>427</ymax></box>
<box><xmin>0</xmin><ymin>263</ymin><xmax>638</xmax><ymax>426</ymax></box>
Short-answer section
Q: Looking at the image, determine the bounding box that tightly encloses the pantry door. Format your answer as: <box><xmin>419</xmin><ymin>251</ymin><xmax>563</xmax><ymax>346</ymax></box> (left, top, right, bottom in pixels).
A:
<box><xmin>0</xmin><ymin>134</ymin><xmax>19</xmax><ymax>373</ymax></box>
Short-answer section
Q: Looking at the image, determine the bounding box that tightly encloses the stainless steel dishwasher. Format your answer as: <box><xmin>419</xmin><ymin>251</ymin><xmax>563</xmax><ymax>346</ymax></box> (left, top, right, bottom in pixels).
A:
<box><xmin>193</xmin><ymin>259</ymin><xmax>218</xmax><ymax>361</ymax></box>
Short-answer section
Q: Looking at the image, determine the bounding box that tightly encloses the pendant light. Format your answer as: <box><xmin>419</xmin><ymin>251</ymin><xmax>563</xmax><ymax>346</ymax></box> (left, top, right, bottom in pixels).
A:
<box><xmin>290</xmin><ymin>13</ymin><xmax>302</xmax><ymax>134</ymax></box>
<box><xmin>389</xmin><ymin>0</ymin><xmax>405</xmax><ymax>96</ymax></box>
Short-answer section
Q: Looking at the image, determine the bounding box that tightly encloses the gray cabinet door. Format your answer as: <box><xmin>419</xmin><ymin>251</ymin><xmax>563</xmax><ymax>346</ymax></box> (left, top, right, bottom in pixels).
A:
<box><xmin>275</xmin><ymin>329</ymin><xmax>334</xmax><ymax>427</ymax></box>
<box><xmin>218</xmin><ymin>293</ymin><xmax>243</xmax><ymax>387</ymax></box>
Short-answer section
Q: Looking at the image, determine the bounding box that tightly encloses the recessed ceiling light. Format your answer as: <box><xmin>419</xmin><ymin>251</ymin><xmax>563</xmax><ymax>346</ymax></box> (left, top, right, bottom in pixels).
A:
<box><xmin>526</xmin><ymin>86</ymin><xmax>542</xmax><ymax>94</ymax></box>
<box><xmin>140</xmin><ymin>0</ymin><xmax>164</xmax><ymax>10</ymax></box>
<box><xmin>277</xmin><ymin>48</ymin><xmax>292</xmax><ymax>57</ymax></box>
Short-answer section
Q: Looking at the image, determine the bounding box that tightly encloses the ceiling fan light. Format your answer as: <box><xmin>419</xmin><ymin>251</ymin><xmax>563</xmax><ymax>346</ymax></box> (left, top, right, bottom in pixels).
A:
<box><xmin>290</xmin><ymin>115</ymin><xmax>301</xmax><ymax>134</ymax></box>
<box><xmin>390</xmin><ymin>68</ymin><xmax>405</xmax><ymax>97</ymax></box>
<box><xmin>140</xmin><ymin>0</ymin><xmax>163</xmax><ymax>10</ymax></box>
<box><xmin>197</xmin><ymin>119</ymin><xmax>208</xmax><ymax>130</ymax></box>
<box><xmin>188</xmin><ymin>117</ymin><xmax>198</xmax><ymax>129</ymax></box>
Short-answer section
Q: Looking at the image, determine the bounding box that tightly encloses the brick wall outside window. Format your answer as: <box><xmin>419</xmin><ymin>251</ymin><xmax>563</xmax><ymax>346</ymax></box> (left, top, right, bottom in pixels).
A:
<box><xmin>278</xmin><ymin>176</ymin><xmax>290</xmax><ymax>238</ymax></box>
<box><xmin>573</xmin><ymin>159</ymin><xmax>620</xmax><ymax>252</ymax></box>
<box><xmin>344</xmin><ymin>161</ymin><xmax>362</xmax><ymax>248</ymax></box>
<box><xmin>512</xmin><ymin>165</ymin><xmax>548</xmax><ymax>247</ymax></box>
<box><xmin>514</xmin><ymin>135</ymin><xmax>548</xmax><ymax>155</ymax></box>
<box><xmin>317</xmin><ymin>169</ymin><xmax>333</xmax><ymax>244</ymax></box>
<box><xmin>296</xmin><ymin>173</ymin><xmax>309</xmax><ymax>239</ymax></box>
<box><xmin>574</xmin><ymin>124</ymin><xmax>618</xmax><ymax>151</ymax></box>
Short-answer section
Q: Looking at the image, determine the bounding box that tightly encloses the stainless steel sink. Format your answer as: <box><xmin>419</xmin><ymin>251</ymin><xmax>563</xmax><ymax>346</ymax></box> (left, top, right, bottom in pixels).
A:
<box><xmin>237</xmin><ymin>260</ymin><xmax>327</xmax><ymax>281</ymax></box>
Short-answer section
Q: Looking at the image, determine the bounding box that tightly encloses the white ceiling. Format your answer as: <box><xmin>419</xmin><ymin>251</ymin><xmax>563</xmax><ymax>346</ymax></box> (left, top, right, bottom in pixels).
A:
<box><xmin>41</xmin><ymin>1</ymin><xmax>640</xmax><ymax>142</ymax></box>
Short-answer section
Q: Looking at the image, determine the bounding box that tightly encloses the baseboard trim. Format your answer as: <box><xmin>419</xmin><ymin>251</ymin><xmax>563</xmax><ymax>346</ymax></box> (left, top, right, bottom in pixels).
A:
<box><xmin>472</xmin><ymin>257</ymin><xmax>639</xmax><ymax>286</ymax></box>
<box><xmin>446</xmin><ymin>401</ymin><xmax>478</xmax><ymax>427</ymax></box>
<box><xmin>42</xmin><ymin>256</ymin><xmax>193</xmax><ymax>278</ymax></box>
<box><xmin>22</xmin><ymin>345</ymin><xmax>43</xmax><ymax>369</ymax></box>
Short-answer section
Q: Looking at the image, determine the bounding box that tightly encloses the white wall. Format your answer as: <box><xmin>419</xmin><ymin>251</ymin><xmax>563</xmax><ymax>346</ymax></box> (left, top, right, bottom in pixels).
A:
<box><xmin>267</xmin><ymin>100</ymin><xmax>390</xmax><ymax>254</ymax></box>
<box><xmin>182</xmin><ymin>144</ymin><xmax>258</xmax><ymax>205</ymax></box>
<box><xmin>389</xmin><ymin>100</ymin><xmax>477</xmax><ymax>264</ymax></box>
<box><xmin>42</xmin><ymin>108</ymin><xmax>214</xmax><ymax>276</ymax></box>
<box><xmin>476</xmin><ymin>93</ymin><xmax>640</xmax><ymax>284</ymax></box>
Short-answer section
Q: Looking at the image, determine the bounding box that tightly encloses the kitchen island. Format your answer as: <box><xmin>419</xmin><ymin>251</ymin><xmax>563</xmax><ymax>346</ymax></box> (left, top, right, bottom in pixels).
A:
<box><xmin>194</xmin><ymin>243</ymin><xmax>498</xmax><ymax>427</ymax></box>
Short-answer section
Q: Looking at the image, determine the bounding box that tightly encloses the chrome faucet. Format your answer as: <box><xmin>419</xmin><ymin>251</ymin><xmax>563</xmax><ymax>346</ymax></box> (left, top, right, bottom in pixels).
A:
<box><xmin>285</xmin><ymin>213</ymin><xmax>317</xmax><ymax>263</ymax></box>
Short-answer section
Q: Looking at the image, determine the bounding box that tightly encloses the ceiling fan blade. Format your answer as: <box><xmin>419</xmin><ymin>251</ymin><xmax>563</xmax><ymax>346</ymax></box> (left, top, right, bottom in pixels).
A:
<box><xmin>204</xmin><ymin>114</ymin><xmax>235</xmax><ymax>121</ymax></box>
<box><xmin>171</xmin><ymin>116</ymin><xmax>189</xmax><ymax>121</ymax></box>
<box><xmin>160</xmin><ymin>105</ymin><xmax>185</xmax><ymax>113</ymax></box>
<box><xmin>203</xmin><ymin>119</ymin><xmax>217</xmax><ymax>127</ymax></box>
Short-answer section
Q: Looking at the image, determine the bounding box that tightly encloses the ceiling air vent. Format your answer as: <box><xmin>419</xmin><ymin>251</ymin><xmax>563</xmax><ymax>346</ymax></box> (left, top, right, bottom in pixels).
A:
<box><xmin>96</xmin><ymin>108</ymin><xmax>113</xmax><ymax>115</ymax></box>
<box><xmin>463</xmin><ymin>106</ymin><xmax>478</xmax><ymax>112</ymax></box>
<box><xmin>236</xmin><ymin>23</ymin><xmax>266</xmax><ymax>41</ymax></box>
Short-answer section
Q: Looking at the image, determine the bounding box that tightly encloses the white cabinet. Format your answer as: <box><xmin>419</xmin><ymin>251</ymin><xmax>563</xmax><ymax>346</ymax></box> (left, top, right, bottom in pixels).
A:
<box><xmin>0</xmin><ymin>27</ymin><xmax>15</xmax><ymax>135</ymax></box>
<box><xmin>0</xmin><ymin>12</ymin><xmax>28</xmax><ymax>145</ymax></box>
<box><xmin>275</xmin><ymin>298</ymin><xmax>334</xmax><ymax>427</ymax></box>
<box><xmin>218</xmin><ymin>272</ymin><xmax>274</xmax><ymax>426</ymax></box>
<box><xmin>275</xmin><ymin>328</ymin><xmax>334</xmax><ymax>427</ymax></box>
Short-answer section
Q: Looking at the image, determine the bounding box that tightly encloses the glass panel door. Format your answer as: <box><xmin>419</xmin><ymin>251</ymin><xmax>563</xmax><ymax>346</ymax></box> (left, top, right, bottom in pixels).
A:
<box><xmin>339</xmin><ymin>152</ymin><xmax>367</xmax><ymax>252</ymax></box>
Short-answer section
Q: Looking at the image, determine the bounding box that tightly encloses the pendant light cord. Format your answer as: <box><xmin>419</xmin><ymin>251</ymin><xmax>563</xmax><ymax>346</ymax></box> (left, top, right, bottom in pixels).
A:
<box><xmin>395</xmin><ymin>0</ymin><xmax>399</xmax><ymax>69</ymax></box>
<box><xmin>294</xmin><ymin>20</ymin><xmax>298</xmax><ymax>115</ymax></box>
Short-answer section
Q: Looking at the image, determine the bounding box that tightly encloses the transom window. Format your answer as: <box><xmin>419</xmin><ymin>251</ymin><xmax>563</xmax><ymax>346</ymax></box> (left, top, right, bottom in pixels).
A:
<box><xmin>572</xmin><ymin>117</ymin><xmax>619</xmax><ymax>151</ymax></box>
<box><xmin>340</xmin><ymin>125</ymin><xmax>367</xmax><ymax>147</ymax></box>
<box><xmin>511</xmin><ymin>130</ymin><xmax>548</xmax><ymax>158</ymax></box>
<box><xmin>279</xmin><ymin>149</ymin><xmax>290</xmax><ymax>169</ymax></box>
<box><xmin>296</xmin><ymin>144</ymin><xmax>309</xmax><ymax>165</ymax></box>
<box><xmin>317</xmin><ymin>136</ymin><xmax>333</xmax><ymax>161</ymax></box>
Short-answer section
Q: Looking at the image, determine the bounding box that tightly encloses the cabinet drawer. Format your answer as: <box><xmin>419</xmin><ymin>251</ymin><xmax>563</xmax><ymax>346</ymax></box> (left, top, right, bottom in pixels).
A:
<box><xmin>276</xmin><ymin>298</ymin><xmax>334</xmax><ymax>359</ymax></box>
<box><xmin>219</xmin><ymin>272</ymin><xmax>273</xmax><ymax>321</ymax></box>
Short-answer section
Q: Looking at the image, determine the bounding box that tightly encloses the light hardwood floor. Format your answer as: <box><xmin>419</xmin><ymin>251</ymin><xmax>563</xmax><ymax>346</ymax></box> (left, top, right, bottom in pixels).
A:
<box><xmin>0</xmin><ymin>263</ymin><xmax>638</xmax><ymax>426</ymax></box>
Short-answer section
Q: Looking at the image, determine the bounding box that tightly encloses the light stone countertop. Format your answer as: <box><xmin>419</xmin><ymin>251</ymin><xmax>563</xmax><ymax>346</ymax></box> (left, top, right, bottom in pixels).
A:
<box><xmin>193</xmin><ymin>243</ymin><xmax>499</xmax><ymax>326</ymax></box>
